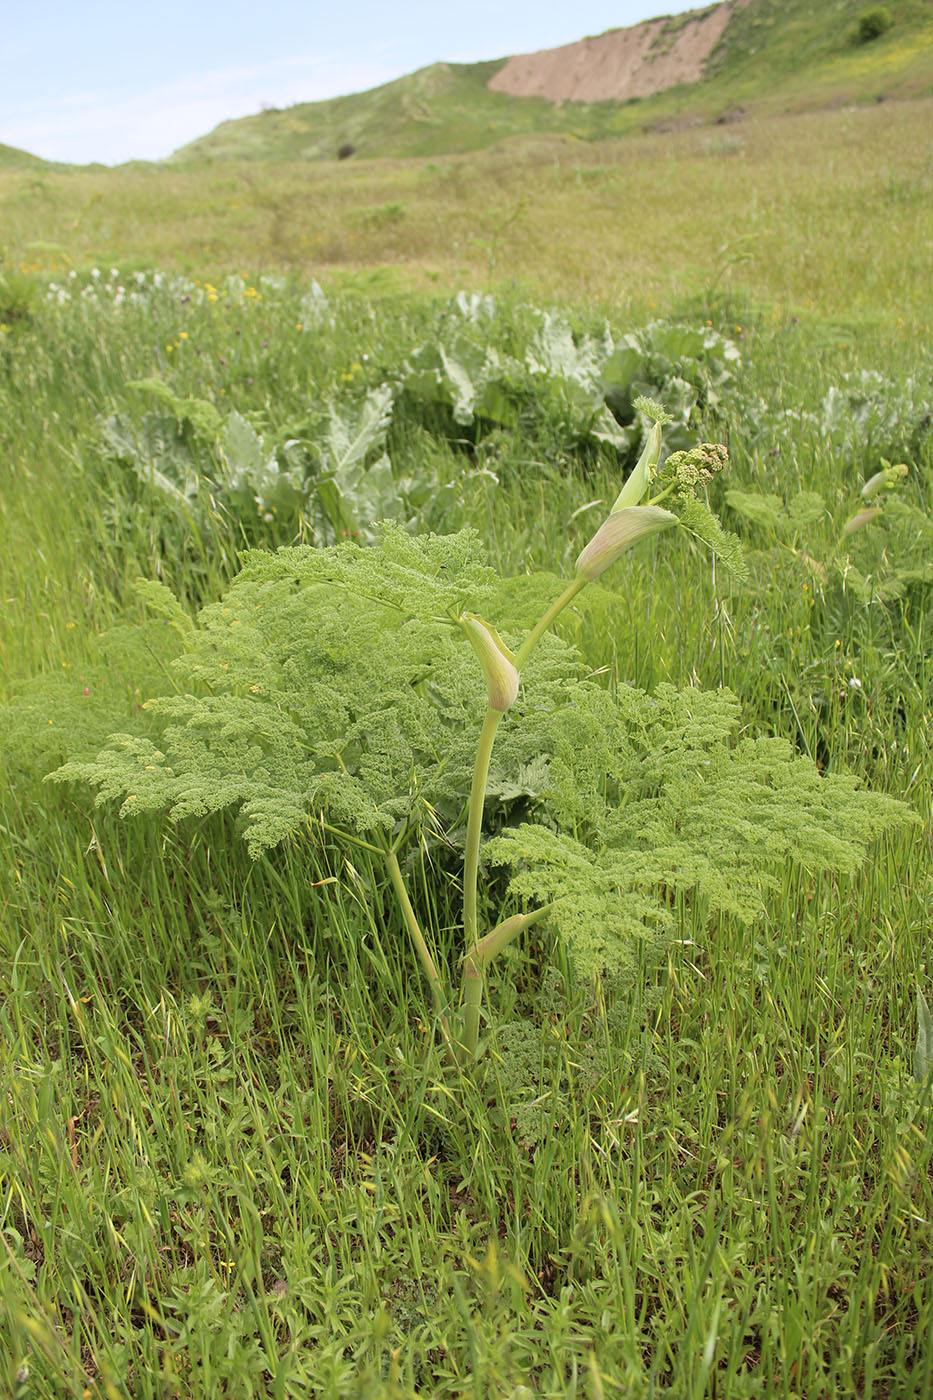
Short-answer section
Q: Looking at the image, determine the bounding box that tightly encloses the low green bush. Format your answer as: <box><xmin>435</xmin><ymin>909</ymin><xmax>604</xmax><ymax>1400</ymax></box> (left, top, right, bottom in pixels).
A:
<box><xmin>857</xmin><ymin>6</ymin><xmax>894</xmax><ymax>43</ymax></box>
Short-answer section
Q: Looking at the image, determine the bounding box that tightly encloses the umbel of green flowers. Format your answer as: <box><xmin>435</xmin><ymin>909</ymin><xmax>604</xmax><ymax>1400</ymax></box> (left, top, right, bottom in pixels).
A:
<box><xmin>52</xmin><ymin>399</ymin><xmax>914</xmax><ymax>1064</ymax></box>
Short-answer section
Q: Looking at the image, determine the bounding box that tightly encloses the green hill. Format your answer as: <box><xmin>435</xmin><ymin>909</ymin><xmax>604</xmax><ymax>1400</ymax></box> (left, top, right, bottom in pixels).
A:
<box><xmin>0</xmin><ymin>142</ymin><xmax>58</xmax><ymax>170</ymax></box>
<box><xmin>168</xmin><ymin>0</ymin><xmax>933</xmax><ymax>165</ymax></box>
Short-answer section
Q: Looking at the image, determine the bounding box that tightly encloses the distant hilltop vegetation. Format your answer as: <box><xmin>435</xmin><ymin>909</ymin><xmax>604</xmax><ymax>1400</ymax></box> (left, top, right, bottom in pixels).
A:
<box><xmin>165</xmin><ymin>0</ymin><xmax>932</xmax><ymax>165</ymax></box>
<box><xmin>3</xmin><ymin>0</ymin><xmax>931</xmax><ymax>169</ymax></box>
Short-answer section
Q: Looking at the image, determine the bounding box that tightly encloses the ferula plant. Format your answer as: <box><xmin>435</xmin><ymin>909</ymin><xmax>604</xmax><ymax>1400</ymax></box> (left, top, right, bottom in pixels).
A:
<box><xmin>54</xmin><ymin>400</ymin><xmax>913</xmax><ymax>1063</ymax></box>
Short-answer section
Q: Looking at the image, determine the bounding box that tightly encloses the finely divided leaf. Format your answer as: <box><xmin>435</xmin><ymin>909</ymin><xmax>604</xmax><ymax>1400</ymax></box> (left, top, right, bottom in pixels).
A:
<box><xmin>675</xmin><ymin>495</ymin><xmax>749</xmax><ymax>580</ymax></box>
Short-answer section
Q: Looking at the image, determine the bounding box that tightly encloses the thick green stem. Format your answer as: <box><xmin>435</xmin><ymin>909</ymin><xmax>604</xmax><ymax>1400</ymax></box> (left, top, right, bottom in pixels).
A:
<box><xmin>459</xmin><ymin>960</ymin><xmax>484</xmax><ymax>1061</ymax></box>
<box><xmin>463</xmin><ymin>707</ymin><xmax>504</xmax><ymax>949</ymax></box>
<box><xmin>513</xmin><ymin>576</ymin><xmax>588</xmax><ymax>671</ymax></box>
<box><xmin>470</xmin><ymin>903</ymin><xmax>556</xmax><ymax>968</ymax></box>
<box><xmin>459</xmin><ymin>576</ymin><xmax>591</xmax><ymax>1059</ymax></box>
<box><xmin>384</xmin><ymin>847</ymin><xmax>454</xmax><ymax>1052</ymax></box>
<box><xmin>460</xmin><ymin>705</ymin><xmax>504</xmax><ymax>1056</ymax></box>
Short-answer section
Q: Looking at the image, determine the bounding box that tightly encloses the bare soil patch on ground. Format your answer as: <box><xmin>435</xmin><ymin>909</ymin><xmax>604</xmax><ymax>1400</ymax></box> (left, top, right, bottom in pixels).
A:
<box><xmin>488</xmin><ymin>1</ymin><xmax>736</xmax><ymax>105</ymax></box>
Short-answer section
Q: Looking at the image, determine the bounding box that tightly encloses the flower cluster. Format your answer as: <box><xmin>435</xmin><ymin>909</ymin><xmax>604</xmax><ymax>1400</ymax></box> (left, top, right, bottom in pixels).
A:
<box><xmin>658</xmin><ymin>442</ymin><xmax>729</xmax><ymax>499</ymax></box>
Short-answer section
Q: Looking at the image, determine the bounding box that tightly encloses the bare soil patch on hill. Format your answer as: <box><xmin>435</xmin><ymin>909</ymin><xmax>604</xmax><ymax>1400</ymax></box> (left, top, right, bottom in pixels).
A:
<box><xmin>488</xmin><ymin>1</ymin><xmax>737</xmax><ymax>105</ymax></box>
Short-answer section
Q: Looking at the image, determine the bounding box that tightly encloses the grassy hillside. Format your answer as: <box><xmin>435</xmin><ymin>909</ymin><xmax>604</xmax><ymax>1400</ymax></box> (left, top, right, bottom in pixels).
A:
<box><xmin>0</xmin><ymin>141</ymin><xmax>59</xmax><ymax>170</ymax></box>
<box><xmin>168</xmin><ymin>0</ymin><xmax>933</xmax><ymax>165</ymax></box>
<box><xmin>1</xmin><ymin>5</ymin><xmax>931</xmax><ymax>1391</ymax></box>
<box><xmin>168</xmin><ymin>61</ymin><xmax>553</xmax><ymax>164</ymax></box>
<box><xmin>705</xmin><ymin>0</ymin><xmax>933</xmax><ymax>109</ymax></box>
<box><xmin>2</xmin><ymin>97</ymin><xmax>930</xmax><ymax>331</ymax></box>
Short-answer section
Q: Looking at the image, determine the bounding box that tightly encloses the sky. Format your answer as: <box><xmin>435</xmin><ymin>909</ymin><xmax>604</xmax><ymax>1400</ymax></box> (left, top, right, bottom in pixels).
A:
<box><xmin>2</xmin><ymin>1</ymin><xmax>692</xmax><ymax>166</ymax></box>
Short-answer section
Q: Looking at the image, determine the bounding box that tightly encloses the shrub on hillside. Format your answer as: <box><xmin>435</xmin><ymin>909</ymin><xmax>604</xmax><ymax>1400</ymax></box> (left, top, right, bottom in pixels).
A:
<box><xmin>856</xmin><ymin>6</ymin><xmax>893</xmax><ymax>43</ymax></box>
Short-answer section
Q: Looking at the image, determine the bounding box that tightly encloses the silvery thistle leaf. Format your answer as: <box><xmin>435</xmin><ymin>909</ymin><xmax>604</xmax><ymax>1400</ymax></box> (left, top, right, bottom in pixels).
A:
<box><xmin>914</xmin><ymin>989</ymin><xmax>933</xmax><ymax>1083</ymax></box>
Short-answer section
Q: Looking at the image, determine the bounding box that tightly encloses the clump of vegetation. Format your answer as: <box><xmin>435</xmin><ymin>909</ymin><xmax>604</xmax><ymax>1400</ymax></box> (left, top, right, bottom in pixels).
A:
<box><xmin>726</xmin><ymin>457</ymin><xmax>931</xmax><ymax>606</ymax></box>
<box><xmin>90</xmin><ymin>290</ymin><xmax>744</xmax><ymax>580</ymax></box>
<box><xmin>2</xmin><ymin>244</ymin><xmax>930</xmax><ymax>1393</ymax></box>
<box><xmin>857</xmin><ymin>6</ymin><xmax>894</xmax><ymax>43</ymax></box>
<box><xmin>0</xmin><ymin>259</ymin><xmax>40</xmax><ymax>326</ymax></box>
<box><xmin>49</xmin><ymin>402</ymin><xmax>913</xmax><ymax>1063</ymax></box>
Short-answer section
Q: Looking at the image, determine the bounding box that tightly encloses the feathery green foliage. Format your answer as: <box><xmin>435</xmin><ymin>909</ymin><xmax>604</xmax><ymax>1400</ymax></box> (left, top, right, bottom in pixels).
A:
<box><xmin>2</xmin><ymin>257</ymin><xmax>931</xmax><ymax>1395</ymax></box>
<box><xmin>51</xmin><ymin>489</ymin><xmax>914</xmax><ymax>1057</ymax></box>
<box><xmin>726</xmin><ymin>459</ymin><xmax>933</xmax><ymax>604</ymax></box>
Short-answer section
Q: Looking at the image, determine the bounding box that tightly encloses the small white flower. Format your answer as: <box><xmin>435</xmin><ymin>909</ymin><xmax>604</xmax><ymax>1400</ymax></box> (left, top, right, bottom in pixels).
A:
<box><xmin>849</xmin><ymin>676</ymin><xmax>862</xmax><ymax>690</ymax></box>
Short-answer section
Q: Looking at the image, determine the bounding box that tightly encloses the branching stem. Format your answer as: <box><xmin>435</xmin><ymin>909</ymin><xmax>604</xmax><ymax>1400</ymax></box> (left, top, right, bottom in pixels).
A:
<box><xmin>458</xmin><ymin>574</ymin><xmax>593</xmax><ymax>1059</ymax></box>
<box><xmin>469</xmin><ymin>903</ymin><xmax>556</xmax><ymax>968</ymax></box>
<box><xmin>320</xmin><ymin>821</ymin><xmax>385</xmax><ymax>857</ymax></box>
<box><xmin>384</xmin><ymin>846</ymin><xmax>454</xmax><ymax>1051</ymax></box>
<box><xmin>513</xmin><ymin>576</ymin><xmax>588</xmax><ymax>671</ymax></box>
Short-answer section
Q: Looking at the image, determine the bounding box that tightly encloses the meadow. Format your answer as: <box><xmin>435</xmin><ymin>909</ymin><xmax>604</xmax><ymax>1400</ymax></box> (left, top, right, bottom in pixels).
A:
<box><xmin>1</xmin><ymin>91</ymin><xmax>932</xmax><ymax>1398</ymax></box>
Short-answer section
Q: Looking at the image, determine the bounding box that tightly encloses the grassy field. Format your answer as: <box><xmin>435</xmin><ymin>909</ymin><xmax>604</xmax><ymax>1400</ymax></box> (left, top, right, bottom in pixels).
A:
<box><xmin>2</xmin><ymin>96</ymin><xmax>932</xmax><ymax>327</ymax></box>
<box><xmin>1</xmin><ymin>81</ymin><xmax>932</xmax><ymax>1399</ymax></box>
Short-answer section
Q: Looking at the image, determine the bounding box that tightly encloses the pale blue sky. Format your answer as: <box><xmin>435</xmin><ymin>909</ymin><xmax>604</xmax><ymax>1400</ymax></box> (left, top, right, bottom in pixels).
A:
<box><xmin>3</xmin><ymin>1</ymin><xmax>692</xmax><ymax>165</ymax></box>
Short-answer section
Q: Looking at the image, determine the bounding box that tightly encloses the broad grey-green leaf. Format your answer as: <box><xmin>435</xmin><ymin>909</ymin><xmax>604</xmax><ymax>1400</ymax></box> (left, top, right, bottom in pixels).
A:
<box><xmin>914</xmin><ymin>989</ymin><xmax>933</xmax><ymax>1083</ymax></box>
<box><xmin>326</xmin><ymin>384</ymin><xmax>394</xmax><ymax>476</ymax></box>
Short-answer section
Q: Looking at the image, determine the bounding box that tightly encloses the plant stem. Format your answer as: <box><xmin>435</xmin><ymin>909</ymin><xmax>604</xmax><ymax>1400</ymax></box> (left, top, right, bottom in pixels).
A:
<box><xmin>463</xmin><ymin>707</ymin><xmax>504</xmax><ymax>946</ymax></box>
<box><xmin>460</xmin><ymin>705</ymin><xmax>504</xmax><ymax>1056</ymax></box>
<box><xmin>459</xmin><ymin>576</ymin><xmax>594</xmax><ymax>1058</ymax></box>
<box><xmin>320</xmin><ymin>821</ymin><xmax>386</xmax><ymax>857</ymax></box>
<box><xmin>470</xmin><ymin>903</ymin><xmax>556</xmax><ymax>967</ymax></box>
<box><xmin>384</xmin><ymin>846</ymin><xmax>454</xmax><ymax>1052</ymax></box>
<box><xmin>646</xmin><ymin>481</ymin><xmax>677</xmax><ymax>508</ymax></box>
<box><xmin>513</xmin><ymin>576</ymin><xmax>588</xmax><ymax>670</ymax></box>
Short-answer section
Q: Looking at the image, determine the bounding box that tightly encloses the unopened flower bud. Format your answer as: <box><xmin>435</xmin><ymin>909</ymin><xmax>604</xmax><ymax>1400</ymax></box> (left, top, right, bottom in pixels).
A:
<box><xmin>460</xmin><ymin>613</ymin><xmax>519</xmax><ymax>712</ymax></box>
<box><xmin>842</xmin><ymin>507</ymin><xmax>883</xmax><ymax>537</ymax></box>
<box><xmin>575</xmin><ymin>505</ymin><xmax>677</xmax><ymax>581</ymax></box>
<box><xmin>611</xmin><ymin>421</ymin><xmax>662</xmax><ymax>511</ymax></box>
<box><xmin>862</xmin><ymin>461</ymin><xmax>908</xmax><ymax>499</ymax></box>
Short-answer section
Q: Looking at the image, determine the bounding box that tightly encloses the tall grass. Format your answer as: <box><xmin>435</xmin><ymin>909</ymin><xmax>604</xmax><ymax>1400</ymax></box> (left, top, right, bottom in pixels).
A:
<box><xmin>1</xmin><ymin>119</ymin><xmax>931</xmax><ymax>1395</ymax></box>
<box><xmin>2</xmin><ymin>98</ymin><xmax>931</xmax><ymax>326</ymax></box>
